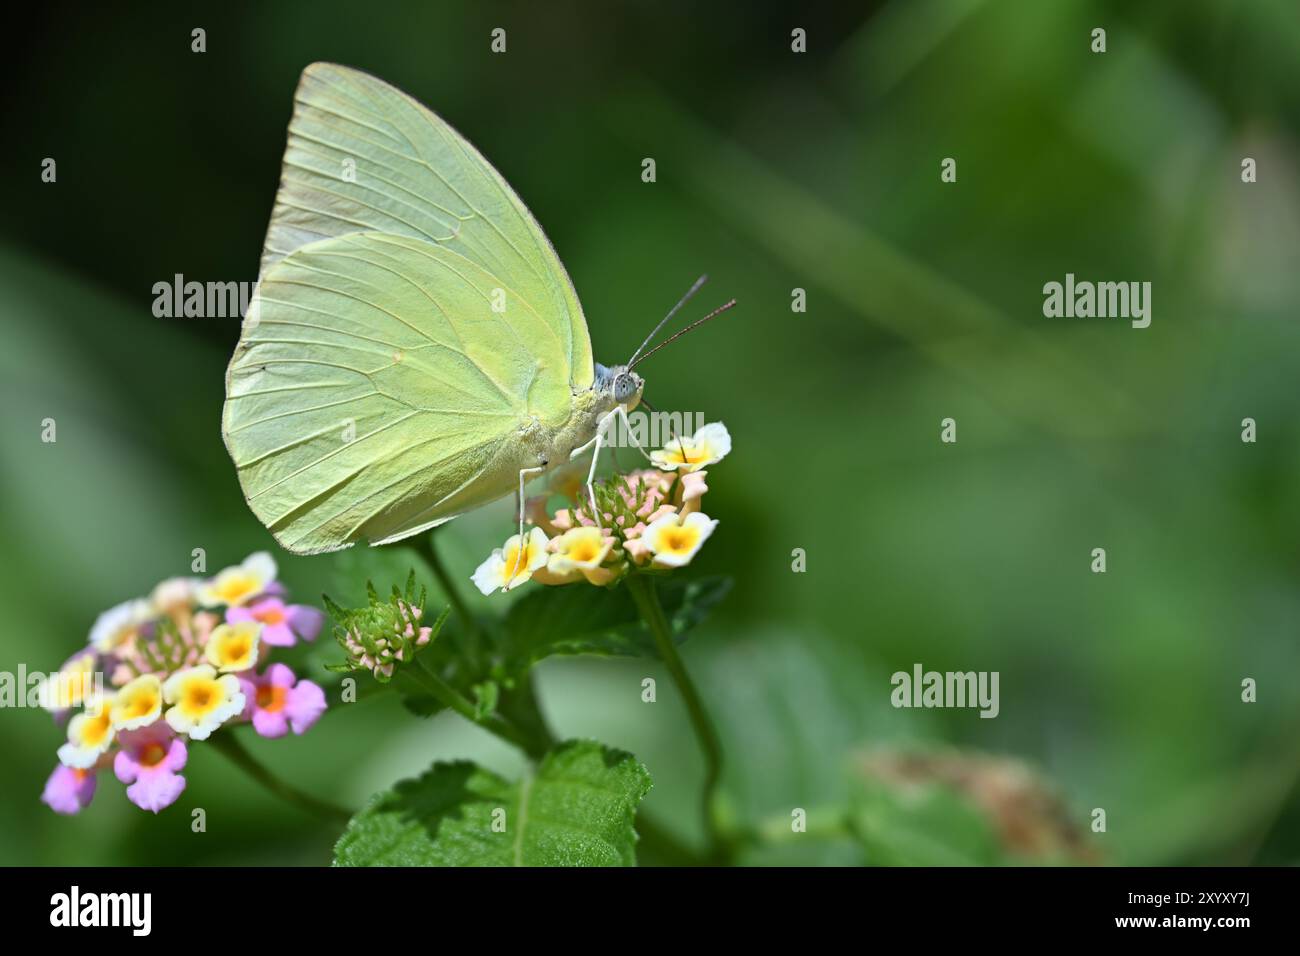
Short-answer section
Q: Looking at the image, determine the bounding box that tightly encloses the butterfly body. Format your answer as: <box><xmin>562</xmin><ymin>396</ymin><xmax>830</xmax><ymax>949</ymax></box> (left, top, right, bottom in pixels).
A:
<box><xmin>514</xmin><ymin>369</ymin><xmax>641</xmax><ymax>474</ymax></box>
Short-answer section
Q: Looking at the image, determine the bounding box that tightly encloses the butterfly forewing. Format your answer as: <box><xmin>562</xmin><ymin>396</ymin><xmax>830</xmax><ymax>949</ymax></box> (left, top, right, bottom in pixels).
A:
<box><xmin>260</xmin><ymin>63</ymin><xmax>592</xmax><ymax>387</ymax></box>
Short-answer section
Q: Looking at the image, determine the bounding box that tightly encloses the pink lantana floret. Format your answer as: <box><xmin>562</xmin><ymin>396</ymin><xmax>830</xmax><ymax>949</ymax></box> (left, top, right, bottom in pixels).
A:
<box><xmin>41</xmin><ymin>764</ymin><xmax>97</xmax><ymax>815</ymax></box>
<box><xmin>226</xmin><ymin>597</ymin><xmax>324</xmax><ymax>648</ymax></box>
<box><xmin>239</xmin><ymin>663</ymin><xmax>327</xmax><ymax>738</ymax></box>
<box><xmin>113</xmin><ymin>723</ymin><xmax>187</xmax><ymax>813</ymax></box>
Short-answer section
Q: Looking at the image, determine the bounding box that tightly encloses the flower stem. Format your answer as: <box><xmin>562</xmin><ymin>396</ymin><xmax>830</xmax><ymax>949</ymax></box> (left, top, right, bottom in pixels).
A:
<box><xmin>210</xmin><ymin>730</ymin><xmax>352</xmax><ymax>823</ymax></box>
<box><xmin>403</xmin><ymin>533</ymin><xmax>717</xmax><ymax>862</ymax></box>
<box><xmin>751</xmin><ymin>805</ymin><xmax>855</xmax><ymax>844</ymax></box>
<box><xmin>495</xmin><ymin>669</ymin><xmax>558</xmax><ymax>755</ymax></box>
<box><xmin>625</xmin><ymin>573</ymin><xmax>726</xmax><ymax>857</ymax></box>
<box><xmin>410</xmin><ymin>531</ymin><xmax>486</xmax><ymax>662</ymax></box>
<box><xmin>403</xmin><ymin>657</ymin><xmax>544</xmax><ymax>759</ymax></box>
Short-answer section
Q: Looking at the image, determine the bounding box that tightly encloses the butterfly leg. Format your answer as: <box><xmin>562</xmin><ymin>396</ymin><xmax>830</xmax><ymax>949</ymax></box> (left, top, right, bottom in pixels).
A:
<box><xmin>576</xmin><ymin>408</ymin><xmax>624</xmax><ymax>523</ymax></box>
<box><xmin>504</xmin><ymin>464</ymin><xmax>547</xmax><ymax>588</ymax></box>
<box><xmin>583</xmin><ymin>426</ymin><xmax>606</xmax><ymax>522</ymax></box>
<box><xmin>615</xmin><ymin>404</ymin><xmax>654</xmax><ymax>463</ymax></box>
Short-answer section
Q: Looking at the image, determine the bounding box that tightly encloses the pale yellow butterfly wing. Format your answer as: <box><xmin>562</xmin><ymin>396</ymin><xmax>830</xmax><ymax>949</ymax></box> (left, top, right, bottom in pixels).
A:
<box><xmin>260</xmin><ymin>62</ymin><xmax>591</xmax><ymax>383</ymax></box>
<box><xmin>222</xmin><ymin>64</ymin><xmax>593</xmax><ymax>553</ymax></box>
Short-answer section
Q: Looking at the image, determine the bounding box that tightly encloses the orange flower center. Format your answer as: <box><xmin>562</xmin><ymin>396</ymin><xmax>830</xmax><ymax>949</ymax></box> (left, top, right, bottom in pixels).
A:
<box><xmin>187</xmin><ymin>686</ymin><xmax>213</xmax><ymax>708</ymax></box>
<box><xmin>219</xmin><ymin>578</ymin><xmax>255</xmax><ymax>601</ymax></box>
<box><xmin>81</xmin><ymin>713</ymin><xmax>112</xmax><ymax>746</ymax></box>
<box><xmin>570</xmin><ymin>540</ymin><xmax>601</xmax><ymax>563</ymax></box>
<box><xmin>257</xmin><ymin>684</ymin><xmax>288</xmax><ymax>713</ymax></box>
<box><xmin>660</xmin><ymin>526</ymin><xmax>699</xmax><ymax>554</ymax></box>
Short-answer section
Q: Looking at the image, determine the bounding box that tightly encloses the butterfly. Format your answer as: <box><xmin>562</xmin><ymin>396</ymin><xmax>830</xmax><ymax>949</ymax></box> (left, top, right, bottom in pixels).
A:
<box><xmin>222</xmin><ymin>63</ymin><xmax>732</xmax><ymax>555</ymax></box>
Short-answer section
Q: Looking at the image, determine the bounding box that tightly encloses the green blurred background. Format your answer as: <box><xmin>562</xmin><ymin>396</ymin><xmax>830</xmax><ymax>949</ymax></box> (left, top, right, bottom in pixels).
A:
<box><xmin>3</xmin><ymin>0</ymin><xmax>1299</xmax><ymax>865</ymax></box>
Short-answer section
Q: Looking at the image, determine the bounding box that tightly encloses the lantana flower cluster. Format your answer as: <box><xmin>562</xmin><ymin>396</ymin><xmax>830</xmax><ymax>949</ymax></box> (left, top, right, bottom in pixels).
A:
<box><xmin>40</xmin><ymin>552</ymin><xmax>327</xmax><ymax>816</ymax></box>
<box><xmin>473</xmin><ymin>421</ymin><xmax>731</xmax><ymax>594</ymax></box>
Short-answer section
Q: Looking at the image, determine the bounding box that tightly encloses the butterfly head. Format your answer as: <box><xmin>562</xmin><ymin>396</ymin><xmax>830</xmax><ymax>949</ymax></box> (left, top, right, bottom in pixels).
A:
<box><xmin>595</xmin><ymin>363</ymin><xmax>644</xmax><ymax>412</ymax></box>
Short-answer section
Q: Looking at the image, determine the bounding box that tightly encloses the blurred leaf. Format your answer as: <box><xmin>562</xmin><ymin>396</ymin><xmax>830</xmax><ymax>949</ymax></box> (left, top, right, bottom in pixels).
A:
<box><xmin>499</xmin><ymin>576</ymin><xmax>732</xmax><ymax>674</ymax></box>
<box><xmin>329</xmin><ymin>546</ymin><xmax>432</xmax><ymax>611</ymax></box>
<box><xmin>695</xmin><ymin>631</ymin><xmax>901</xmax><ymax>826</ymax></box>
<box><xmin>472</xmin><ymin>680</ymin><xmax>500</xmax><ymax>720</ymax></box>
<box><xmin>398</xmin><ymin>679</ymin><xmax>444</xmax><ymax>720</ymax></box>
<box><xmin>850</xmin><ymin>784</ymin><xmax>1005</xmax><ymax>867</ymax></box>
<box><xmin>333</xmin><ymin>740</ymin><xmax>651</xmax><ymax>866</ymax></box>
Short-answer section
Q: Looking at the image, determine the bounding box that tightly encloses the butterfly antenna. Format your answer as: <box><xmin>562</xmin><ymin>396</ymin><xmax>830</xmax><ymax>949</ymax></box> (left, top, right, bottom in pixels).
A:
<box><xmin>629</xmin><ymin>299</ymin><xmax>737</xmax><ymax>371</ymax></box>
<box><xmin>628</xmin><ymin>274</ymin><xmax>709</xmax><ymax>366</ymax></box>
<box><xmin>637</xmin><ymin>396</ymin><xmax>683</xmax><ymax>443</ymax></box>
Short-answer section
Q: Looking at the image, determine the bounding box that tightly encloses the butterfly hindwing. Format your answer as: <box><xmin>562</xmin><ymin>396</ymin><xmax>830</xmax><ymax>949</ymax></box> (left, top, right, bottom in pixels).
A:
<box><xmin>225</xmin><ymin>232</ymin><xmax>566</xmax><ymax>553</ymax></box>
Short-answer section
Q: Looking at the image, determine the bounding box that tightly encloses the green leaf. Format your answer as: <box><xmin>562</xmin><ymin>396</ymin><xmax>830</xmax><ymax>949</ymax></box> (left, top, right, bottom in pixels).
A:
<box><xmin>471</xmin><ymin>680</ymin><xmax>500</xmax><ymax>720</ymax></box>
<box><xmin>499</xmin><ymin>575</ymin><xmax>731</xmax><ymax>675</ymax></box>
<box><xmin>330</xmin><ymin>545</ymin><xmax>424</xmax><ymax>610</ymax></box>
<box><xmin>399</xmin><ymin>692</ymin><xmax>443</xmax><ymax>719</ymax></box>
<box><xmin>393</xmin><ymin>665</ymin><xmax>494</xmax><ymax>723</ymax></box>
<box><xmin>333</xmin><ymin>740</ymin><xmax>653</xmax><ymax>866</ymax></box>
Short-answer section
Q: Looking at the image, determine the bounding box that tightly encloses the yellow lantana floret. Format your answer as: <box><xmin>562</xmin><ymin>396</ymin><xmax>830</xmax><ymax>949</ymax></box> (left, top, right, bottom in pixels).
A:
<box><xmin>199</xmin><ymin>552</ymin><xmax>277</xmax><ymax>607</ymax></box>
<box><xmin>641</xmin><ymin>511</ymin><xmax>718</xmax><ymax>568</ymax></box>
<box><xmin>534</xmin><ymin>527</ymin><xmax>617</xmax><ymax>586</ymax></box>
<box><xmin>57</xmin><ymin>703</ymin><xmax>115</xmax><ymax>769</ymax></box>
<box><xmin>110</xmin><ymin>674</ymin><xmax>163</xmax><ymax>730</ymax></box>
<box><xmin>163</xmin><ymin>666</ymin><xmax>245</xmax><ymax>740</ymax></box>
<box><xmin>205</xmin><ymin>621</ymin><xmax>262</xmax><ymax>672</ymax></box>
<box><xmin>471</xmin><ymin>527</ymin><xmax>550</xmax><ymax>595</ymax></box>
<box><xmin>650</xmin><ymin>422</ymin><xmax>731</xmax><ymax>473</ymax></box>
<box><xmin>39</xmin><ymin>651</ymin><xmax>99</xmax><ymax>712</ymax></box>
